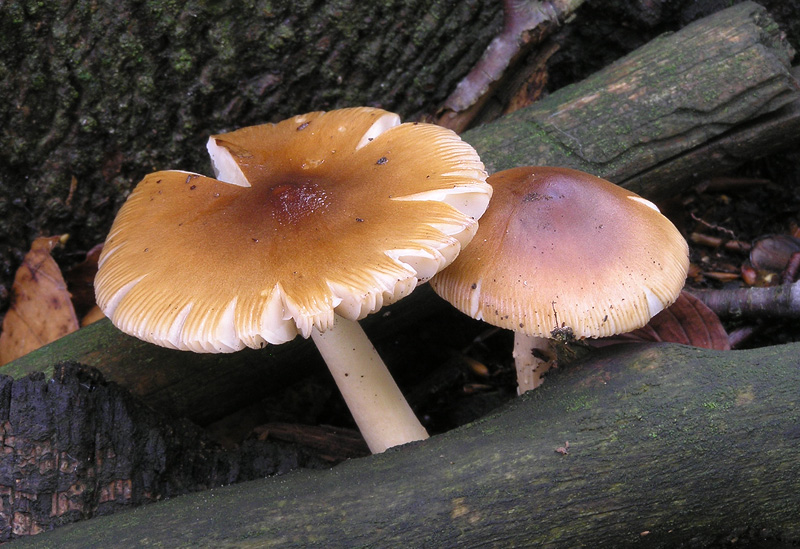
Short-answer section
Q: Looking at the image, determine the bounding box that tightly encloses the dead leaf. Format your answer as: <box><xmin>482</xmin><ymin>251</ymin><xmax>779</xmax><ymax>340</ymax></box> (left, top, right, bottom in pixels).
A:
<box><xmin>748</xmin><ymin>234</ymin><xmax>800</xmax><ymax>286</ymax></box>
<box><xmin>0</xmin><ymin>235</ymin><xmax>79</xmax><ymax>365</ymax></box>
<box><xmin>594</xmin><ymin>291</ymin><xmax>730</xmax><ymax>351</ymax></box>
<box><xmin>750</xmin><ymin>234</ymin><xmax>800</xmax><ymax>272</ymax></box>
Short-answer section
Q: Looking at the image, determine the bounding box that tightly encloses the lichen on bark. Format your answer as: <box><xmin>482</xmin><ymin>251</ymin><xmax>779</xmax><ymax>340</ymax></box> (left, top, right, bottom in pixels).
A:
<box><xmin>0</xmin><ymin>0</ymin><xmax>503</xmax><ymax>309</ymax></box>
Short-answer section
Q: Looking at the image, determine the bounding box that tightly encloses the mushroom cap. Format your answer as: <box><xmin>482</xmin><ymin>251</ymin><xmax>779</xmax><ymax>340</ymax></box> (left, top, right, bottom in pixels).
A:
<box><xmin>95</xmin><ymin>107</ymin><xmax>490</xmax><ymax>352</ymax></box>
<box><xmin>429</xmin><ymin>166</ymin><xmax>689</xmax><ymax>339</ymax></box>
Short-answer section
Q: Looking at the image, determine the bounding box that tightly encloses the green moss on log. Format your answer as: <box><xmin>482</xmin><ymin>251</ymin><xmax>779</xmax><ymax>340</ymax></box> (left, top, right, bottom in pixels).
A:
<box><xmin>13</xmin><ymin>342</ymin><xmax>800</xmax><ymax>548</ymax></box>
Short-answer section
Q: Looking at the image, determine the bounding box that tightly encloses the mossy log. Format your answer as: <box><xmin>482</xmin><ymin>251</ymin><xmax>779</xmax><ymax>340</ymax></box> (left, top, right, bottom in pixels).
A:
<box><xmin>14</xmin><ymin>342</ymin><xmax>800</xmax><ymax>548</ymax></box>
<box><xmin>3</xmin><ymin>1</ymin><xmax>799</xmax><ymax>426</ymax></box>
<box><xmin>463</xmin><ymin>1</ymin><xmax>800</xmax><ymax>201</ymax></box>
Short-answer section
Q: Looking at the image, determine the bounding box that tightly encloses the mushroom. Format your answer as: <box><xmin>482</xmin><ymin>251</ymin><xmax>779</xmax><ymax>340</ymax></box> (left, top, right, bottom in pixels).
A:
<box><xmin>429</xmin><ymin>166</ymin><xmax>689</xmax><ymax>394</ymax></box>
<box><xmin>95</xmin><ymin>107</ymin><xmax>491</xmax><ymax>453</ymax></box>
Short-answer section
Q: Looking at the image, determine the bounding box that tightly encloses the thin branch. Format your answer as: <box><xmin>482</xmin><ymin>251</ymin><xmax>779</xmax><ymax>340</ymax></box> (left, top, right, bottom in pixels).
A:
<box><xmin>686</xmin><ymin>282</ymin><xmax>800</xmax><ymax>318</ymax></box>
<box><xmin>437</xmin><ymin>0</ymin><xmax>585</xmax><ymax>131</ymax></box>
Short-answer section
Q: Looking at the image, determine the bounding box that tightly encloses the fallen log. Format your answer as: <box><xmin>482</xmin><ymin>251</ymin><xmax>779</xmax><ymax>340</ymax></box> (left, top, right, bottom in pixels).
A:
<box><xmin>3</xmin><ymin>2</ymin><xmax>798</xmax><ymax>427</ymax></box>
<box><xmin>464</xmin><ymin>1</ymin><xmax>800</xmax><ymax>201</ymax></box>
<box><xmin>15</xmin><ymin>342</ymin><xmax>800</xmax><ymax>548</ymax></box>
<box><xmin>0</xmin><ymin>284</ymin><xmax>457</xmax><ymax>426</ymax></box>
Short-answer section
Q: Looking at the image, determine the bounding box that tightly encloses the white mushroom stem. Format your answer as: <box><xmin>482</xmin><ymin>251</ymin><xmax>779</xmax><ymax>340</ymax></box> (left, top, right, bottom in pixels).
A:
<box><xmin>311</xmin><ymin>314</ymin><xmax>429</xmax><ymax>453</ymax></box>
<box><xmin>512</xmin><ymin>333</ymin><xmax>557</xmax><ymax>395</ymax></box>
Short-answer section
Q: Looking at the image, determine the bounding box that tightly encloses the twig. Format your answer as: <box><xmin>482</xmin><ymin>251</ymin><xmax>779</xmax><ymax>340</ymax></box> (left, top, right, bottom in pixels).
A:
<box><xmin>689</xmin><ymin>232</ymin><xmax>751</xmax><ymax>252</ymax></box>
<box><xmin>703</xmin><ymin>272</ymin><xmax>741</xmax><ymax>283</ymax></box>
<box><xmin>690</xmin><ymin>212</ymin><xmax>737</xmax><ymax>239</ymax></box>
<box><xmin>686</xmin><ymin>282</ymin><xmax>800</xmax><ymax>319</ymax></box>
<box><xmin>727</xmin><ymin>325</ymin><xmax>758</xmax><ymax>349</ymax></box>
<box><xmin>437</xmin><ymin>0</ymin><xmax>585</xmax><ymax>131</ymax></box>
<box><xmin>782</xmin><ymin>252</ymin><xmax>800</xmax><ymax>284</ymax></box>
<box><xmin>695</xmin><ymin>176</ymin><xmax>775</xmax><ymax>193</ymax></box>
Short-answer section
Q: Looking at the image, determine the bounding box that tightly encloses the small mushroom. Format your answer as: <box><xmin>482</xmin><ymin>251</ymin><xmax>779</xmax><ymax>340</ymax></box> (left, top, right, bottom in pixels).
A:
<box><xmin>430</xmin><ymin>167</ymin><xmax>689</xmax><ymax>393</ymax></box>
<box><xmin>95</xmin><ymin>107</ymin><xmax>491</xmax><ymax>453</ymax></box>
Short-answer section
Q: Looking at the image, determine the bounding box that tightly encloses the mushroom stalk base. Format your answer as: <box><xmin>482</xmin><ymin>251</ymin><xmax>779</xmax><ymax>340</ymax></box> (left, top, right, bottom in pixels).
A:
<box><xmin>512</xmin><ymin>333</ymin><xmax>556</xmax><ymax>394</ymax></box>
<box><xmin>311</xmin><ymin>316</ymin><xmax>429</xmax><ymax>453</ymax></box>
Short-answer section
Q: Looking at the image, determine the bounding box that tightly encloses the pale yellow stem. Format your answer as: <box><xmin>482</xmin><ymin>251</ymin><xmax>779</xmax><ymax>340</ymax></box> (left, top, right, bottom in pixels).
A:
<box><xmin>311</xmin><ymin>315</ymin><xmax>429</xmax><ymax>453</ymax></box>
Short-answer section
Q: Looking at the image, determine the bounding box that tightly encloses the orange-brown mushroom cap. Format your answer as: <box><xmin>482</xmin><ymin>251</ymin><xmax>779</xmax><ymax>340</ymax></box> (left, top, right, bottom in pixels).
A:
<box><xmin>430</xmin><ymin>167</ymin><xmax>689</xmax><ymax>339</ymax></box>
<box><xmin>95</xmin><ymin>108</ymin><xmax>490</xmax><ymax>352</ymax></box>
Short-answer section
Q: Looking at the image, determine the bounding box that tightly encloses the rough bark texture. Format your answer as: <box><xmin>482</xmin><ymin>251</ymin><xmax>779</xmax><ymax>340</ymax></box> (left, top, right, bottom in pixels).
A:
<box><xmin>0</xmin><ymin>0</ymin><xmax>505</xmax><ymax>300</ymax></box>
<box><xmin>0</xmin><ymin>362</ymin><xmax>329</xmax><ymax>541</ymax></box>
<box><xmin>544</xmin><ymin>0</ymin><xmax>800</xmax><ymax>94</ymax></box>
<box><xmin>464</xmin><ymin>1</ymin><xmax>800</xmax><ymax>201</ymax></box>
<box><xmin>12</xmin><ymin>342</ymin><xmax>800</xmax><ymax>548</ymax></box>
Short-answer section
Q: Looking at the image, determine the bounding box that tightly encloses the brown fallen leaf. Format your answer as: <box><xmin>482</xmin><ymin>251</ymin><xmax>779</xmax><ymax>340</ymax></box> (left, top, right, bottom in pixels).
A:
<box><xmin>750</xmin><ymin>234</ymin><xmax>800</xmax><ymax>273</ymax></box>
<box><xmin>748</xmin><ymin>234</ymin><xmax>800</xmax><ymax>285</ymax></box>
<box><xmin>0</xmin><ymin>235</ymin><xmax>79</xmax><ymax>366</ymax></box>
<box><xmin>593</xmin><ymin>291</ymin><xmax>730</xmax><ymax>351</ymax></box>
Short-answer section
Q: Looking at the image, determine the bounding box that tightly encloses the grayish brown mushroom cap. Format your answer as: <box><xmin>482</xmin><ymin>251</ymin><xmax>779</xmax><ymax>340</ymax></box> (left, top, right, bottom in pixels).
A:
<box><xmin>430</xmin><ymin>166</ymin><xmax>689</xmax><ymax>339</ymax></box>
<box><xmin>95</xmin><ymin>108</ymin><xmax>490</xmax><ymax>352</ymax></box>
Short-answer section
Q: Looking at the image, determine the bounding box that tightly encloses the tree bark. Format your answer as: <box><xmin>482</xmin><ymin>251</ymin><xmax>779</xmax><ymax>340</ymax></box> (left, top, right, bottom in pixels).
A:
<box><xmin>4</xmin><ymin>1</ymin><xmax>799</xmax><ymax>425</ymax></box>
<box><xmin>0</xmin><ymin>362</ymin><xmax>331</xmax><ymax>541</ymax></box>
<box><xmin>13</xmin><ymin>342</ymin><xmax>800</xmax><ymax>548</ymax></box>
<box><xmin>463</xmin><ymin>1</ymin><xmax>800</xmax><ymax>201</ymax></box>
<box><xmin>0</xmin><ymin>0</ymin><xmax>505</xmax><ymax>302</ymax></box>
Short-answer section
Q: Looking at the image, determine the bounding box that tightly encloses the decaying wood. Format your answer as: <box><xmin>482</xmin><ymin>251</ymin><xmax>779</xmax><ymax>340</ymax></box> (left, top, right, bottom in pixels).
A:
<box><xmin>464</xmin><ymin>1</ymin><xmax>800</xmax><ymax>201</ymax></box>
<box><xmin>3</xmin><ymin>1</ymin><xmax>798</xmax><ymax>427</ymax></box>
<box><xmin>14</xmin><ymin>342</ymin><xmax>800</xmax><ymax>548</ymax></box>
<box><xmin>436</xmin><ymin>0</ymin><xmax>586</xmax><ymax>133</ymax></box>
<box><xmin>623</xmin><ymin>67</ymin><xmax>800</xmax><ymax>199</ymax></box>
<box><xmin>0</xmin><ymin>362</ymin><xmax>329</xmax><ymax>541</ymax></box>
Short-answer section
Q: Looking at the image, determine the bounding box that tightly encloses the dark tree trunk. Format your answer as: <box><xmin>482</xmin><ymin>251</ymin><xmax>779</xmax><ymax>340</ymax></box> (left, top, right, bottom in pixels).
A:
<box><xmin>0</xmin><ymin>0</ymin><xmax>505</xmax><ymax>298</ymax></box>
<box><xmin>13</xmin><ymin>342</ymin><xmax>800</xmax><ymax>548</ymax></box>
